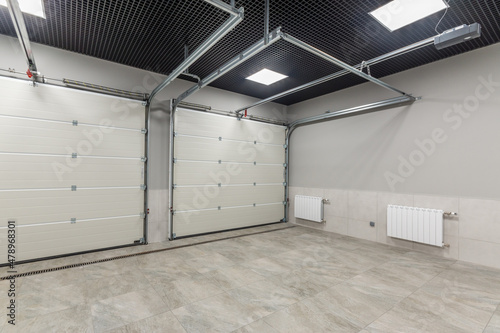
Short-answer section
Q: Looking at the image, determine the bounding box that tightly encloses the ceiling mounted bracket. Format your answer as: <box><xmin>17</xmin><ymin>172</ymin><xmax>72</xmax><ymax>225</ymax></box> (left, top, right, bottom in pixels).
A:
<box><xmin>6</xmin><ymin>0</ymin><xmax>42</xmax><ymax>82</ymax></box>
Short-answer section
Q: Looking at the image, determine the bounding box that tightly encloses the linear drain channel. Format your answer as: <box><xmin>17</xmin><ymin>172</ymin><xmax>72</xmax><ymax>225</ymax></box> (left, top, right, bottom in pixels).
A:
<box><xmin>0</xmin><ymin>226</ymin><xmax>295</xmax><ymax>280</ymax></box>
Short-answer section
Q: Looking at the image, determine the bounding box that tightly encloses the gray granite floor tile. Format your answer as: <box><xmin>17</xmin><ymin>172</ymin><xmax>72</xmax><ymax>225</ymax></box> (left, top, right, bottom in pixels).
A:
<box><xmin>204</xmin><ymin>264</ymin><xmax>265</xmax><ymax>291</ymax></box>
<box><xmin>19</xmin><ymin>266</ymin><xmax>87</xmax><ymax>294</ymax></box>
<box><xmin>18</xmin><ymin>282</ymin><xmax>87</xmax><ymax>320</ymax></box>
<box><xmin>484</xmin><ymin>306</ymin><xmax>500</xmax><ymax>333</ymax></box>
<box><xmin>267</xmin><ymin>269</ymin><xmax>332</xmax><ymax>299</ymax></box>
<box><xmin>241</xmin><ymin>257</ymin><xmax>294</xmax><ymax>277</ymax></box>
<box><xmin>313</xmin><ymin>281</ymin><xmax>398</xmax><ymax>328</ymax></box>
<box><xmin>226</xmin><ymin>279</ymin><xmax>302</xmax><ymax>317</ymax></box>
<box><xmin>185</xmin><ymin>253</ymin><xmax>236</xmax><ymax>273</ymax></box>
<box><xmin>232</xmin><ymin>319</ymin><xmax>279</xmax><ymax>333</ymax></box>
<box><xmin>366</xmin><ymin>288</ymin><xmax>490</xmax><ymax>333</ymax></box>
<box><xmin>106</xmin><ymin>311</ymin><xmax>186</xmax><ymax>333</ymax></box>
<box><xmin>172</xmin><ymin>293</ymin><xmax>262</xmax><ymax>333</ymax></box>
<box><xmin>84</xmin><ymin>269</ymin><xmax>152</xmax><ymax>303</ymax></box>
<box><xmin>263</xmin><ymin>299</ymin><xmax>361</xmax><ymax>333</ymax></box>
<box><xmin>3</xmin><ymin>304</ymin><xmax>93</xmax><ymax>333</ymax></box>
<box><xmin>152</xmin><ymin>273</ymin><xmax>224</xmax><ymax>310</ymax></box>
<box><xmin>91</xmin><ymin>287</ymin><xmax>168</xmax><ymax>332</ymax></box>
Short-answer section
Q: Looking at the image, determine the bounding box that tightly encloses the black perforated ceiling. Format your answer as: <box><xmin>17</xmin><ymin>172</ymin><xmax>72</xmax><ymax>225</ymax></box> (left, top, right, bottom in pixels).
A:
<box><xmin>0</xmin><ymin>0</ymin><xmax>499</xmax><ymax>105</ymax></box>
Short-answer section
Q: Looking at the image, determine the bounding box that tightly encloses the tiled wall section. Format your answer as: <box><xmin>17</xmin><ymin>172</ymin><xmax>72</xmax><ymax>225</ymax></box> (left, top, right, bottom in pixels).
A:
<box><xmin>289</xmin><ymin>187</ymin><xmax>500</xmax><ymax>270</ymax></box>
<box><xmin>147</xmin><ymin>189</ymin><xmax>169</xmax><ymax>243</ymax></box>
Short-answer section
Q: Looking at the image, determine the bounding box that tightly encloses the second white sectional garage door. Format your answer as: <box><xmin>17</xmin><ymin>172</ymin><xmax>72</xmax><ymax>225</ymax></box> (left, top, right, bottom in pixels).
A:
<box><xmin>0</xmin><ymin>76</ymin><xmax>146</xmax><ymax>263</ymax></box>
<box><xmin>172</xmin><ymin>108</ymin><xmax>286</xmax><ymax>238</ymax></box>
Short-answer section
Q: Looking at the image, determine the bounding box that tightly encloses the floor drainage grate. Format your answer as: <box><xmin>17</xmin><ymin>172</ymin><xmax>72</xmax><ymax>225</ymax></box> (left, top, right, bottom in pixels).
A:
<box><xmin>0</xmin><ymin>226</ymin><xmax>295</xmax><ymax>280</ymax></box>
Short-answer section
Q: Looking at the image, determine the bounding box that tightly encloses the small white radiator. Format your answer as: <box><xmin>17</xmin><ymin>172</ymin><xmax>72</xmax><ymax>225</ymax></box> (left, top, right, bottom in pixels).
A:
<box><xmin>387</xmin><ymin>205</ymin><xmax>444</xmax><ymax>247</ymax></box>
<box><xmin>294</xmin><ymin>195</ymin><xmax>325</xmax><ymax>223</ymax></box>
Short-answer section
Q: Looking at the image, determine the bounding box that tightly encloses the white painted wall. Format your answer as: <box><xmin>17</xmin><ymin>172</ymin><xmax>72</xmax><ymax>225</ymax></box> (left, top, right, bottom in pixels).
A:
<box><xmin>287</xmin><ymin>43</ymin><xmax>500</xmax><ymax>269</ymax></box>
<box><xmin>0</xmin><ymin>34</ymin><xmax>287</xmax><ymax>243</ymax></box>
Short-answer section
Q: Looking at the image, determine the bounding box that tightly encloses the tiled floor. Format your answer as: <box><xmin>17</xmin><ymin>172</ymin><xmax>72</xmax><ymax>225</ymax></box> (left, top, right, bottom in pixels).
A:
<box><xmin>1</xmin><ymin>224</ymin><xmax>500</xmax><ymax>332</ymax></box>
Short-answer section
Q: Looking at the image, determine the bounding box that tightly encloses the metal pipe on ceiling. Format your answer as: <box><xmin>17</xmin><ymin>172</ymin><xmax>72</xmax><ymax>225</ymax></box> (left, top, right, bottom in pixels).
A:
<box><xmin>6</xmin><ymin>0</ymin><xmax>39</xmax><ymax>79</ymax></box>
<box><xmin>282</xmin><ymin>34</ymin><xmax>411</xmax><ymax>94</ymax></box>
<box><xmin>283</xmin><ymin>95</ymin><xmax>416</xmax><ymax>222</ymax></box>
<box><xmin>234</xmin><ymin>36</ymin><xmax>435</xmax><ymax>114</ymax></box>
<box><xmin>204</xmin><ymin>0</ymin><xmax>240</xmax><ymax>15</ymax></box>
<box><xmin>63</xmin><ymin>79</ymin><xmax>147</xmax><ymax>101</ymax></box>
<box><xmin>264</xmin><ymin>0</ymin><xmax>270</xmax><ymax>44</ymax></box>
<box><xmin>148</xmin><ymin>1</ymin><xmax>244</xmax><ymax>104</ymax></box>
<box><xmin>174</xmin><ymin>27</ymin><xmax>283</xmax><ymax>106</ymax></box>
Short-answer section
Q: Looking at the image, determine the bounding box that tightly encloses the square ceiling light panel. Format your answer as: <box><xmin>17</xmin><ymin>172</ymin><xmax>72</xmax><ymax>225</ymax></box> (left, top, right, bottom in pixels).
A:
<box><xmin>0</xmin><ymin>0</ymin><xmax>46</xmax><ymax>19</ymax></box>
<box><xmin>246</xmin><ymin>68</ymin><xmax>288</xmax><ymax>85</ymax></box>
<box><xmin>370</xmin><ymin>0</ymin><xmax>448</xmax><ymax>32</ymax></box>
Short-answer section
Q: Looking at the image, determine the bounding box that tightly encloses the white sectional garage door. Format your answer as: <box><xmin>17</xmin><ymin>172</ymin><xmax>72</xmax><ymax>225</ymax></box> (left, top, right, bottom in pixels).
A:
<box><xmin>0</xmin><ymin>76</ymin><xmax>146</xmax><ymax>263</ymax></box>
<box><xmin>172</xmin><ymin>108</ymin><xmax>286</xmax><ymax>238</ymax></box>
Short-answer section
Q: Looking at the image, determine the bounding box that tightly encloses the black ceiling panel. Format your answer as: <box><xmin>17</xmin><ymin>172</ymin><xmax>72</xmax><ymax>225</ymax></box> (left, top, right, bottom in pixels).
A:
<box><xmin>0</xmin><ymin>0</ymin><xmax>499</xmax><ymax>106</ymax></box>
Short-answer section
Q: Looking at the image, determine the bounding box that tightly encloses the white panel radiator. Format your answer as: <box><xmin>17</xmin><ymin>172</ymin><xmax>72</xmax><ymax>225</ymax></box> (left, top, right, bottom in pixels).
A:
<box><xmin>387</xmin><ymin>205</ymin><xmax>444</xmax><ymax>247</ymax></box>
<box><xmin>294</xmin><ymin>195</ymin><xmax>325</xmax><ymax>223</ymax></box>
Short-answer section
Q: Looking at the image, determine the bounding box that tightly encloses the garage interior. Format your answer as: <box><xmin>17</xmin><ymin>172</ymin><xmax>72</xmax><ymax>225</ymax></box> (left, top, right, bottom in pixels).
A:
<box><xmin>0</xmin><ymin>0</ymin><xmax>500</xmax><ymax>332</ymax></box>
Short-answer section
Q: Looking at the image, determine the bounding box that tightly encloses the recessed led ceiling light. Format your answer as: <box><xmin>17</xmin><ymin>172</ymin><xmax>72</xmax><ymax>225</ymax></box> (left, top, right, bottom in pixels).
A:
<box><xmin>0</xmin><ymin>0</ymin><xmax>46</xmax><ymax>19</ymax></box>
<box><xmin>246</xmin><ymin>68</ymin><xmax>288</xmax><ymax>86</ymax></box>
<box><xmin>370</xmin><ymin>0</ymin><xmax>448</xmax><ymax>32</ymax></box>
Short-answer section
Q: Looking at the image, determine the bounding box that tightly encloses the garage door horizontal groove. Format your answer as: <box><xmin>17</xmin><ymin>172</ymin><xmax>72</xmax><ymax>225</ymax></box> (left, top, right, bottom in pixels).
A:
<box><xmin>0</xmin><ymin>151</ymin><xmax>143</xmax><ymax>161</ymax></box>
<box><xmin>175</xmin><ymin>202</ymin><xmax>284</xmax><ymax>214</ymax></box>
<box><xmin>174</xmin><ymin>183</ymin><xmax>284</xmax><ymax>188</ymax></box>
<box><xmin>0</xmin><ymin>214</ymin><xmax>142</xmax><ymax>229</ymax></box>
<box><xmin>0</xmin><ymin>185</ymin><xmax>144</xmax><ymax>192</ymax></box>
<box><xmin>174</xmin><ymin>159</ymin><xmax>284</xmax><ymax>166</ymax></box>
<box><xmin>0</xmin><ymin>114</ymin><xmax>144</xmax><ymax>132</ymax></box>
<box><xmin>175</xmin><ymin>133</ymin><xmax>284</xmax><ymax>147</ymax></box>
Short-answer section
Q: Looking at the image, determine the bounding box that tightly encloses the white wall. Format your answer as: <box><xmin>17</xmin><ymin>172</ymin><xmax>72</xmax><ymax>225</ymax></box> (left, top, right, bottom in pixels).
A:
<box><xmin>287</xmin><ymin>43</ymin><xmax>500</xmax><ymax>269</ymax></box>
<box><xmin>0</xmin><ymin>34</ymin><xmax>287</xmax><ymax>243</ymax></box>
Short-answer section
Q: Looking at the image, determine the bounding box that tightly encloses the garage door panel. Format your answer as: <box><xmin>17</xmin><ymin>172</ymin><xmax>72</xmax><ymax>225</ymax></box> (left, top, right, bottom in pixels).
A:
<box><xmin>0</xmin><ymin>76</ymin><xmax>145</xmax><ymax>264</ymax></box>
<box><xmin>174</xmin><ymin>135</ymin><xmax>285</xmax><ymax>164</ymax></box>
<box><xmin>174</xmin><ymin>205</ymin><xmax>284</xmax><ymax>237</ymax></box>
<box><xmin>0</xmin><ymin>189</ymin><xmax>143</xmax><ymax>224</ymax></box>
<box><xmin>1</xmin><ymin>77</ymin><xmax>145</xmax><ymax>129</ymax></box>
<box><xmin>0</xmin><ymin>118</ymin><xmax>144</xmax><ymax>157</ymax></box>
<box><xmin>173</xmin><ymin>185</ymin><xmax>284</xmax><ymax>210</ymax></box>
<box><xmin>0</xmin><ymin>155</ymin><xmax>144</xmax><ymax>189</ymax></box>
<box><xmin>174</xmin><ymin>162</ymin><xmax>284</xmax><ymax>186</ymax></box>
<box><xmin>173</xmin><ymin>108</ymin><xmax>285</xmax><ymax>237</ymax></box>
<box><xmin>0</xmin><ymin>216</ymin><xmax>143</xmax><ymax>262</ymax></box>
<box><xmin>175</xmin><ymin>108</ymin><xmax>285</xmax><ymax>144</ymax></box>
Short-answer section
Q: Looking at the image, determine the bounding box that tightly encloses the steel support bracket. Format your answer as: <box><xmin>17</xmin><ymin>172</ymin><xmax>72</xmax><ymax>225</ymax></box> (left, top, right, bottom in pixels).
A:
<box><xmin>140</xmin><ymin>184</ymin><xmax>147</xmax><ymax>191</ymax></box>
<box><xmin>141</xmin><ymin>156</ymin><xmax>147</xmax><ymax>162</ymax></box>
<box><xmin>72</xmin><ymin>153</ymin><xmax>77</xmax><ymax>159</ymax></box>
<box><xmin>71</xmin><ymin>218</ymin><xmax>76</xmax><ymax>224</ymax></box>
<box><xmin>71</xmin><ymin>185</ymin><xmax>77</xmax><ymax>191</ymax></box>
<box><xmin>141</xmin><ymin>128</ymin><xmax>148</xmax><ymax>134</ymax></box>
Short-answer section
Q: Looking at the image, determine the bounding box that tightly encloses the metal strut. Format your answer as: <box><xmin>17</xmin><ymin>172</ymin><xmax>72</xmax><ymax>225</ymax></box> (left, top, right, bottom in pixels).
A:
<box><xmin>148</xmin><ymin>0</ymin><xmax>243</xmax><ymax>104</ymax></box>
<box><xmin>234</xmin><ymin>36</ymin><xmax>437</xmax><ymax>114</ymax></box>
<box><xmin>6</xmin><ymin>0</ymin><xmax>41</xmax><ymax>81</ymax></box>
